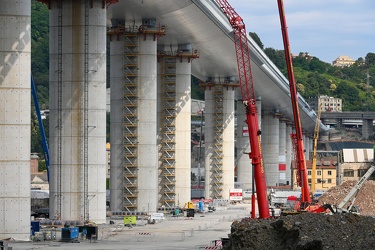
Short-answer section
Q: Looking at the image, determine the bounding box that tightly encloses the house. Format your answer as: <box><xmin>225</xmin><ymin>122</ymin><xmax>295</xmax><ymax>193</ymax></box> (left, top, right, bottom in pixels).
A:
<box><xmin>332</xmin><ymin>55</ymin><xmax>355</xmax><ymax>67</ymax></box>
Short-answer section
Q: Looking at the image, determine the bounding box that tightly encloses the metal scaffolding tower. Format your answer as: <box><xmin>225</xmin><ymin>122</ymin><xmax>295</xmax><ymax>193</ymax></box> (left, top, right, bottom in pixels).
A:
<box><xmin>123</xmin><ymin>32</ymin><xmax>139</xmax><ymax>212</ymax></box>
<box><xmin>56</xmin><ymin>0</ymin><xmax>63</xmax><ymax>220</ymax></box>
<box><xmin>159</xmin><ymin>55</ymin><xmax>177</xmax><ymax>208</ymax></box>
<box><xmin>83</xmin><ymin>0</ymin><xmax>90</xmax><ymax>222</ymax></box>
<box><xmin>211</xmin><ymin>85</ymin><xmax>224</xmax><ymax>199</ymax></box>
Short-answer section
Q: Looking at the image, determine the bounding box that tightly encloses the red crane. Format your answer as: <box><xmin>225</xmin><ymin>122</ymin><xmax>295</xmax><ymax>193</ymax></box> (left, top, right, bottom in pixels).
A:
<box><xmin>215</xmin><ymin>0</ymin><xmax>270</xmax><ymax>218</ymax></box>
<box><xmin>277</xmin><ymin>0</ymin><xmax>311</xmax><ymax>206</ymax></box>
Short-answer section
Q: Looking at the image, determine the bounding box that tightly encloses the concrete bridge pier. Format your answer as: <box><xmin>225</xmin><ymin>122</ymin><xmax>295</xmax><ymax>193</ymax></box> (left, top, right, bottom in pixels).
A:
<box><xmin>278</xmin><ymin>119</ymin><xmax>287</xmax><ymax>185</ymax></box>
<box><xmin>0</xmin><ymin>0</ymin><xmax>31</xmax><ymax>240</ymax></box>
<box><xmin>262</xmin><ymin>113</ymin><xmax>280</xmax><ymax>187</ymax></box>
<box><xmin>109</xmin><ymin>31</ymin><xmax>125</xmax><ymax>212</ymax></box>
<box><xmin>203</xmin><ymin>80</ymin><xmax>235</xmax><ymax>200</ymax></box>
<box><xmin>173</xmin><ymin>45</ymin><xmax>193</xmax><ymax>207</ymax></box>
<box><xmin>48</xmin><ymin>0</ymin><xmax>107</xmax><ymax>223</ymax></box>
<box><xmin>285</xmin><ymin>124</ymin><xmax>293</xmax><ymax>185</ymax></box>
<box><xmin>362</xmin><ymin>119</ymin><xmax>373</xmax><ymax>139</ymax></box>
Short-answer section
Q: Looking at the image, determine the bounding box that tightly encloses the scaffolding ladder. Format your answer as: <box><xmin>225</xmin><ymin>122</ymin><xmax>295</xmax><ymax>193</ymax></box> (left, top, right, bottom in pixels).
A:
<box><xmin>211</xmin><ymin>85</ymin><xmax>224</xmax><ymax>199</ymax></box>
<box><xmin>123</xmin><ymin>32</ymin><xmax>139</xmax><ymax>212</ymax></box>
<box><xmin>159</xmin><ymin>56</ymin><xmax>177</xmax><ymax>208</ymax></box>
<box><xmin>56</xmin><ymin>0</ymin><xmax>63</xmax><ymax>220</ymax></box>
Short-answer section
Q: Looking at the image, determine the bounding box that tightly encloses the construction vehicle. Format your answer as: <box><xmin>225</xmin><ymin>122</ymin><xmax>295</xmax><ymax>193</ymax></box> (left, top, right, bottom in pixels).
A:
<box><xmin>183</xmin><ymin>201</ymin><xmax>195</xmax><ymax>210</ymax></box>
<box><xmin>215</xmin><ymin>0</ymin><xmax>269</xmax><ymax>218</ymax></box>
<box><xmin>277</xmin><ymin>0</ymin><xmax>311</xmax><ymax>209</ymax></box>
<box><xmin>335</xmin><ymin>163</ymin><xmax>375</xmax><ymax>214</ymax></box>
<box><xmin>31</xmin><ymin>75</ymin><xmax>50</xmax><ymax>182</ymax></box>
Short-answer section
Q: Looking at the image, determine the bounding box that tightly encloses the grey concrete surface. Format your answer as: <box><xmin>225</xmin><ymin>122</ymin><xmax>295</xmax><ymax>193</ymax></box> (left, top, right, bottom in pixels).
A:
<box><xmin>7</xmin><ymin>204</ymin><xmax>252</xmax><ymax>250</ymax></box>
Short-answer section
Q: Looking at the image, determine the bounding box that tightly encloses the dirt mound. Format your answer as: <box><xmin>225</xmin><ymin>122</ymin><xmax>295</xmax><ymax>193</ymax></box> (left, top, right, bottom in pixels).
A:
<box><xmin>224</xmin><ymin>213</ymin><xmax>375</xmax><ymax>250</ymax></box>
<box><xmin>318</xmin><ymin>180</ymin><xmax>375</xmax><ymax>216</ymax></box>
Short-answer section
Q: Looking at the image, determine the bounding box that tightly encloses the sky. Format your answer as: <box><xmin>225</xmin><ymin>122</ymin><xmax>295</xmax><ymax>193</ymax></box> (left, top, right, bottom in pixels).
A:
<box><xmin>230</xmin><ymin>0</ymin><xmax>375</xmax><ymax>63</ymax></box>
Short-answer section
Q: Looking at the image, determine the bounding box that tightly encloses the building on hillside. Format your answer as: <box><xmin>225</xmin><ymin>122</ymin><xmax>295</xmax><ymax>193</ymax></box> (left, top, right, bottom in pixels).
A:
<box><xmin>292</xmin><ymin>160</ymin><xmax>337</xmax><ymax>191</ymax></box>
<box><xmin>292</xmin><ymin>52</ymin><xmax>312</xmax><ymax>60</ymax></box>
<box><xmin>340</xmin><ymin>148</ymin><xmax>374</xmax><ymax>183</ymax></box>
<box><xmin>308</xmin><ymin>95</ymin><xmax>342</xmax><ymax>112</ymax></box>
<box><xmin>332</xmin><ymin>55</ymin><xmax>355</xmax><ymax>67</ymax></box>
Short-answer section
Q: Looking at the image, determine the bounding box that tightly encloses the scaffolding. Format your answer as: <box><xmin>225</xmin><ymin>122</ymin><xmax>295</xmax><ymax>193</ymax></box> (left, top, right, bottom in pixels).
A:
<box><xmin>123</xmin><ymin>32</ymin><xmax>139</xmax><ymax>212</ymax></box>
<box><xmin>211</xmin><ymin>85</ymin><xmax>224</xmax><ymax>199</ymax></box>
<box><xmin>56</xmin><ymin>0</ymin><xmax>63</xmax><ymax>220</ymax></box>
<box><xmin>159</xmin><ymin>55</ymin><xmax>177</xmax><ymax>208</ymax></box>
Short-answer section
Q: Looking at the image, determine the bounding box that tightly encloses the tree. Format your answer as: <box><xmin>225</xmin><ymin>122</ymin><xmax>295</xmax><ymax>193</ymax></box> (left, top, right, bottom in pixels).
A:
<box><xmin>365</xmin><ymin>52</ymin><xmax>375</xmax><ymax>67</ymax></box>
<box><xmin>249</xmin><ymin>32</ymin><xmax>264</xmax><ymax>50</ymax></box>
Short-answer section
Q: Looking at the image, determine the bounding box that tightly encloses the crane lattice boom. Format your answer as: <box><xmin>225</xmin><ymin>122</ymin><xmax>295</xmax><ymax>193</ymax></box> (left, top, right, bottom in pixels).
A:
<box><xmin>277</xmin><ymin>0</ymin><xmax>311</xmax><ymax>204</ymax></box>
<box><xmin>215</xmin><ymin>0</ymin><xmax>270</xmax><ymax>218</ymax></box>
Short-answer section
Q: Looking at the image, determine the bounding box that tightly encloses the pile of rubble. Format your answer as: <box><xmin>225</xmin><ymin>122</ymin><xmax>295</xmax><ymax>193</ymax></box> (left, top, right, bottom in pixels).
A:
<box><xmin>318</xmin><ymin>180</ymin><xmax>375</xmax><ymax>216</ymax></box>
<box><xmin>223</xmin><ymin>181</ymin><xmax>375</xmax><ymax>249</ymax></box>
<box><xmin>224</xmin><ymin>212</ymin><xmax>375</xmax><ymax>250</ymax></box>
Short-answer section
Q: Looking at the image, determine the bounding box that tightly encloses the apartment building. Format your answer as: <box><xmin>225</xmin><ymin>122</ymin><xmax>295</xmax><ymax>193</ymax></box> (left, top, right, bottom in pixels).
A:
<box><xmin>308</xmin><ymin>95</ymin><xmax>342</xmax><ymax>112</ymax></box>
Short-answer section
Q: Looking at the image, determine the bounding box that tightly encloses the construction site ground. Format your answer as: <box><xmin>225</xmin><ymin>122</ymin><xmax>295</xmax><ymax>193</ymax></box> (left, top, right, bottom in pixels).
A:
<box><xmin>6</xmin><ymin>179</ymin><xmax>375</xmax><ymax>250</ymax></box>
<box><xmin>7</xmin><ymin>204</ymin><xmax>249</xmax><ymax>250</ymax></box>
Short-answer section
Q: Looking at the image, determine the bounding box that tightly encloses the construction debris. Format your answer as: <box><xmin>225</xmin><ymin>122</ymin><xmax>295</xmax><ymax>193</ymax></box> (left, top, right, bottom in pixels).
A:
<box><xmin>318</xmin><ymin>180</ymin><xmax>375</xmax><ymax>216</ymax></box>
<box><xmin>224</xmin><ymin>213</ymin><xmax>375</xmax><ymax>250</ymax></box>
<box><xmin>223</xmin><ymin>180</ymin><xmax>375</xmax><ymax>249</ymax></box>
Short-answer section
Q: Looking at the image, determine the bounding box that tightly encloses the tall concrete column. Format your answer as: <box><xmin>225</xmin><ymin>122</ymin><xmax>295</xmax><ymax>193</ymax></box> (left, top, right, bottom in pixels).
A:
<box><xmin>109</xmin><ymin>37</ymin><xmax>124</xmax><ymax>211</ymax></box>
<box><xmin>236</xmin><ymin>100</ymin><xmax>250</xmax><ymax>190</ymax></box>
<box><xmin>236</xmin><ymin>97</ymin><xmax>261</xmax><ymax>191</ymax></box>
<box><xmin>278</xmin><ymin>120</ymin><xmax>287</xmax><ymax>185</ymax></box>
<box><xmin>204</xmin><ymin>86</ymin><xmax>214</xmax><ymax>198</ymax></box>
<box><xmin>137</xmin><ymin>34</ymin><xmax>158</xmax><ymax>213</ymax></box>
<box><xmin>221</xmin><ymin>87</ymin><xmax>235</xmax><ymax>199</ymax></box>
<box><xmin>0</xmin><ymin>0</ymin><xmax>31</xmax><ymax>240</ymax></box>
<box><xmin>285</xmin><ymin>125</ymin><xmax>293</xmax><ymax>186</ymax></box>
<box><xmin>362</xmin><ymin>119</ymin><xmax>373</xmax><ymax>139</ymax></box>
<box><xmin>261</xmin><ymin>113</ymin><xmax>280</xmax><ymax>186</ymax></box>
<box><xmin>49</xmin><ymin>0</ymin><xmax>107</xmax><ymax>223</ymax></box>
<box><xmin>174</xmin><ymin>53</ymin><xmax>192</xmax><ymax>206</ymax></box>
<box><xmin>304</xmin><ymin>135</ymin><xmax>310</xmax><ymax>160</ymax></box>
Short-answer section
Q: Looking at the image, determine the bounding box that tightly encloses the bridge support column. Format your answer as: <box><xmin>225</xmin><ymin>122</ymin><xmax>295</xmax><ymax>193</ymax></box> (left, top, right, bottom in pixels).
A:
<box><xmin>48</xmin><ymin>0</ymin><xmax>107</xmax><ymax>223</ymax></box>
<box><xmin>0</xmin><ymin>0</ymin><xmax>31</xmax><ymax>240</ymax></box>
<box><xmin>109</xmin><ymin>34</ymin><xmax>125</xmax><ymax>212</ymax></box>
<box><xmin>203</xmin><ymin>79</ymin><xmax>236</xmax><ymax>199</ymax></box>
<box><xmin>362</xmin><ymin>119</ymin><xmax>373</xmax><ymax>139</ymax></box>
<box><xmin>137</xmin><ymin>34</ymin><xmax>158</xmax><ymax>213</ymax></box>
<box><xmin>221</xmin><ymin>86</ymin><xmax>235</xmax><ymax>200</ymax></box>
<box><xmin>285</xmin><ymin>124</ymin><xmax>293</xmax><ymax>186</ymax></box>
<box><xmin>278</xmin><ymin>120</ymin><xmax>287</xmax><ymax>185</ymax></box>
<box><xmin>174</xmin><ymin>48</ymin><xmax>193</xmax><ymax>206</ymax></box>
<box><xmin>262</xmin><ymin>113</ymin><xmax>280</xmax><ymax>186</ymax></box>
<box><xmin>236</xmin><ymin>98</ymin><xmax>261</xmax><ymax>191</ymax></box>
<box><xmin>304</xmin><ymin>135</ymin><xmax>310</xmax><ymax>160</ymax></box>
